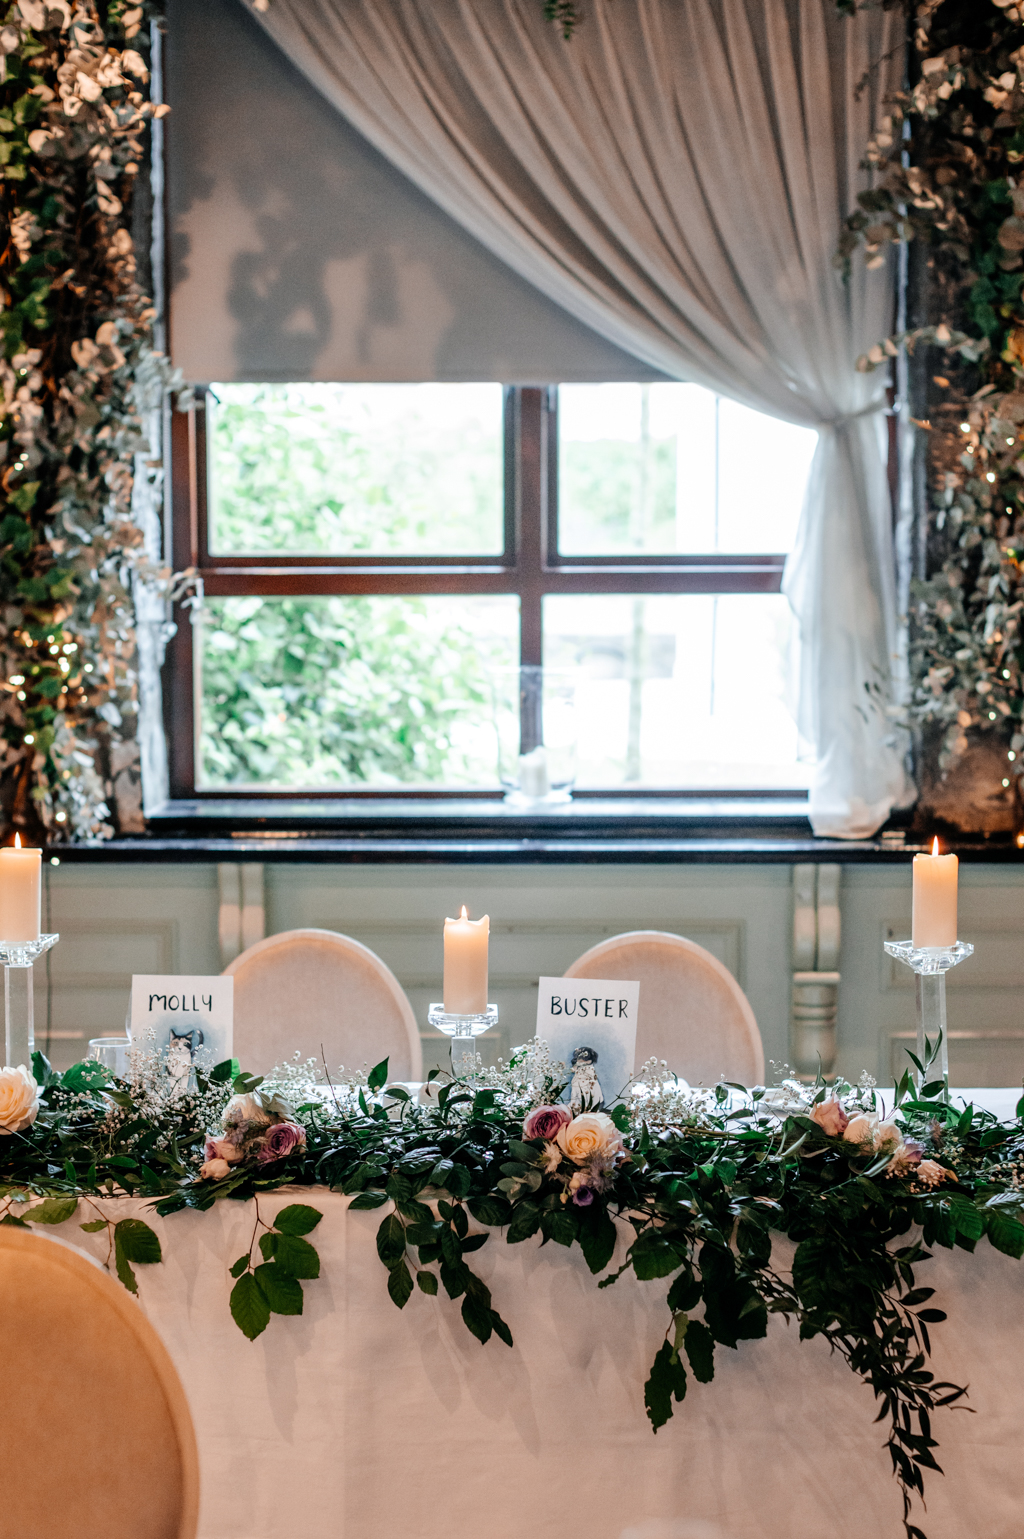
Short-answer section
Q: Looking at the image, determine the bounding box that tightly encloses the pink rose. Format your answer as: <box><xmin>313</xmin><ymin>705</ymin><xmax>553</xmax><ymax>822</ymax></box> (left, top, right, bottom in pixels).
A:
<box><xmin>523</xmin><ymin>1105</ymin><xmax>572</xmax><ymax>1142</ymax></box>
<box><xmin>810</xmin><ymin>1099</ymin><xmax>849</xmax><ymax>1137</ymax></box>
<box><xmin>200</xmin><ymin>1157</ymin><xmax>231</xmax><ymax>1181</ymax></box>
<box><xmin>916</xmin><ymin>1159</ymin><xmax>953</xmax><ymax>1188</ymax></box>
<box><xmin>205</xmin><ymin>1135</ymin><xmax>243</xmax><ymax>1164</ymax></box>
<box><xmin>256</xmin><ymin>1120</ymin><xmax>307</xmax><ymax>1164</ymax></box>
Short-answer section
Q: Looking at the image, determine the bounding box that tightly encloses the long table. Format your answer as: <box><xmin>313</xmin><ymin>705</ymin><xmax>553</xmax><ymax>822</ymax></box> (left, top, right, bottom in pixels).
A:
<box><xmin>49</xmin><ymin>1181</ymin><xmax>1024</xmax><ymax>1539</ymax></box>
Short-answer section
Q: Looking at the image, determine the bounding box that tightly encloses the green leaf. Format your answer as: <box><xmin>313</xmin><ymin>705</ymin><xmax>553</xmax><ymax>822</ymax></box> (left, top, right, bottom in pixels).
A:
<box><xmin>987</xmin><ymin>1211</ymin><xmax>1024</xmax><ymax>1258</ymax></box>
<box><xmin>210</xmin><ymin>1059</ymin><xmax>234</xmax><ymax>1082</ymax></box>
<box><xmin>461</xmin><ymin>1292</ymin><xmax>493</xmax><ymax>1343</ymax></box>
<box><xmin>540</xmin><ymin>1210</ymin><xmax>577</xmax><ymax>1248</ymax></box>
<box><xmin>254</xmin><ymin>1263</ymin><xmax>304</xmax><ymax>1315</ymax></box>
<box><xmin>490</xmin><ymin>1310</ymin><xmax>514</xmax><ymax>1348</ymax></box>
<box><xmin>348</xmin><ymin>1190</ymin><xmax>389</xmax><ymax>1210</ymax></box>
<box><xmin>683</xmin><ymin>1319</ymin><xmax>715</xmax><ymax>1383</ymax></box>
<box><xmin>273</xmin><ymin>1234</ymin><xmax>320</xmax><ymax>1279</ymax></box>
<box><xmin>229</xmin><ymin>1253</ymin><xmax>251</xmax><ymax>1279</ymax></box>
<box><xmin>367</xmin><ymin>1057</ymin><xmax>389</xmax><ymax>1094</ymax></box>
<box><xmin>231</xmin><ymin>1272</ymin><xmax>272</xmax><ymax>1340</ymax></box>
<box><xmin>609</xmin><ymin>1104</ymin><xmax>632</xmax><ymax>1132</ymax></box>
<box><xmin>949</xmin><ymin>1196</ymin><xmax>985</xmax><ymax>1242</ymax></box>
<box><xmin>25</xmin><ymin>1196</ymin><xmax>78</xmax><ymax>1225</ymax></box>
<box><xmin>388</xmin><ymin>1260</ymin><xmax>413</xmax><ymax>1309</ymax></box>
<box><xmin>258</xmin><ymin>1232</ymin><xmax>277</xmax><ymax>1262</ymax></box>
<box><xmin>667</xmin><ymin>1267</ymin><xmax>702</xmax><ymax>1312</ymax></box>
<box><xmin>644</xmin><ymin>1340</ymin><xmax>687</xmax><ymax>1430</ymax></box>
<box><xmin>630</xmin><ymin>1229</ymin><xmax>685</xmax><ymax>1281</ymax></box>
<box><xmin>80</xmin><ymin>1219</ymin><xmax>107</xmax><ymax>1234</ymax></box>
<box><xmin>376</xmin><ymin>1212</ymin><xmax>407</xmax><ymax>1269</ymax></box>
<box><xmin>111</xmin><ymin>1219</ymin><xmax>162</xmax><ymax>1294</ymax></box>
<box><xmin>507</xmin><ymin>1202</ymin><xmax>543</xmax><ymax>1244</ymax></box>
<box><xmin>579</xmin><ymin>1211</ymin><xmax>617</xmax><ymax>1275</ymax></box>
<box><xmin>0</xmin><ymin>1214</ymin><xmax>28</xmax><ymax>1228</ymax></box>
<box><xmin>274</xmin><ymin>1203</ymin><xmax>323</xmax><ymax>1237</ymax></box>
<box><xmin>61</xmin><ymin>1060</ymin><xmax>109</xmax><ymax>1093</ymax></box>
<box><xmin>467</xmin><ymin>1196</ymin><xmax>511</xmax><ymax>1227</ymax></box>
<box><xmin>416</xmin><ymin>1269</ymin><xmax>439</xmax><ymax>1296</ymax></box>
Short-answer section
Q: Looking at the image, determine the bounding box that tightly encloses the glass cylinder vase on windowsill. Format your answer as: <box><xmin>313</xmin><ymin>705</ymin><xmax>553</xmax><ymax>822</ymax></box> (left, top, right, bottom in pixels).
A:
<box><xmin>492</xmin><ymin>665</ymin><xmax>578</xmax><ymax>807</ymax></box>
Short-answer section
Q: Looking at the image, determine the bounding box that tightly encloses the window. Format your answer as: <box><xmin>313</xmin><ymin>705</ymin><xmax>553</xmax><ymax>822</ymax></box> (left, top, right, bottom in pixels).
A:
<box><xmin>167</xmin><ymin>384</ymin><xmax>816</xmax><ymax>797</ymax></box>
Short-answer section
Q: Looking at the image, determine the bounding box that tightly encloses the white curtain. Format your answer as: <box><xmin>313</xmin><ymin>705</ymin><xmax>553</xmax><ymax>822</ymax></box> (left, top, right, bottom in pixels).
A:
<box><xmin>249</xmin><ymin>0</ymin><xmax>914</xmax><ymax>836</ymax></box>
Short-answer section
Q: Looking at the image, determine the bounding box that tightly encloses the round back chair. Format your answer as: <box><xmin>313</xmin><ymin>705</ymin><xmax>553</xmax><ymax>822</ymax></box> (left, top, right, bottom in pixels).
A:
<box><xmin>565</xmin><ymin>930</ymin><xmax>764</xmax><ymax>1086</ymax></box>
<box><xmin>0</xmin><ymin>1227</ymin><xmax>198</xmax><ymax>1539</ymax></box>
<box><xmin>224</xmin><ymin>927</ymin><xmax>422</xmax><ymax>1080</ymax></box>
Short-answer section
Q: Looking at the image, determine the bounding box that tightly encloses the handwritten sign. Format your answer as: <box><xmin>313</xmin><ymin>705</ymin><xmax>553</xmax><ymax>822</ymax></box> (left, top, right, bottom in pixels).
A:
<box><xmin>129</xmin><ymin>975</ymin><xmax>234</xmax><ymax>1079</ymax></box>
<box><xmin>535</xmin><ymin>977</ymin><xmax>639</xmax><ymax>1109</ymax></box>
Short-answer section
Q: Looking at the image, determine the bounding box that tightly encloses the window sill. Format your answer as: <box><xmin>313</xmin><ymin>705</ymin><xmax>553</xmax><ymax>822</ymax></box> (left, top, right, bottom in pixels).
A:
<box><xmin>41</xmin><ymin>797</ymin><xmax>1024</xmax><ymax>863</ymax></box>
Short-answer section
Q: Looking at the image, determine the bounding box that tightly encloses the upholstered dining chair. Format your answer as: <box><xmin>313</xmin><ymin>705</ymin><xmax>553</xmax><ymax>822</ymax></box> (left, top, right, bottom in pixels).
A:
<box><xmin>565</xmin><ymin>930</ymin><xmax>764</xmax><ymax>1086</ymax></box>
<box><xmin>224</xmin><ymin>927</ymin><xmax>423</xmax><ymax>1079</ymax></box>
<box><xmin>0</xmin><ymin>1226</ymin><xmax>199</xmax><ymax>1539</ymax></box>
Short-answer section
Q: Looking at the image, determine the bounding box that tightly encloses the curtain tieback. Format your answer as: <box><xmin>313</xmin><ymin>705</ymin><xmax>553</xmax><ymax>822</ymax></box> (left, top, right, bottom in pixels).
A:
<box><xmin>820</xmin><ymin>397</ymin><xmax>889</xmax><ymax>431</ymax></box>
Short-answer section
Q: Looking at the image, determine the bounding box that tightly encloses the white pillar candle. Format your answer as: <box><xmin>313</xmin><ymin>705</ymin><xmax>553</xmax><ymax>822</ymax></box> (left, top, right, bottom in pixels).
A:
<box><xmin>912</xmin><ymin>837</ymin><xmax>958</xmax><ymax>948</ymax></box>
<box><xmin>518</xmin><ymin>746</ymin><xmax>550</xmax><ymax>799</ymax></box>
<box><xmin>0</xmin><ymin>835</ymin><xmax>41</xmax><ymax>943</ymax></box>
<box><xmin>443</xmin><ymin>906</ymin><xmax>489</xmax><ymax>1015</ymax></box>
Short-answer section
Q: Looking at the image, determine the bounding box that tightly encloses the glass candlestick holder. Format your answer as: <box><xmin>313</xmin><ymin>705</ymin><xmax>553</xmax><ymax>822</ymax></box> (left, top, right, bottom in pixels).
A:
<box><xmin>883</xmin><ymin>938</ymin><xmax>973</xmax><ymax>1093</ymax></box>
<box><xmin>0</xmin><ymin>934</ymin><xmax>58</xmax><ymax>1069</ymax></box>
<box><xmin>427</xmin><ymin>1003</ymin><xmax>498</xmax><ymax>1078</ymax></box>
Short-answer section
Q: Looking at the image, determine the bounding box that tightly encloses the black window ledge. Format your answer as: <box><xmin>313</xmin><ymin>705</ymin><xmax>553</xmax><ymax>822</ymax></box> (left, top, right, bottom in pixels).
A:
<box><xmin>40</xmin><ymin>796</ymin><xmax>1024</xmax><ymax>864</ymax></box>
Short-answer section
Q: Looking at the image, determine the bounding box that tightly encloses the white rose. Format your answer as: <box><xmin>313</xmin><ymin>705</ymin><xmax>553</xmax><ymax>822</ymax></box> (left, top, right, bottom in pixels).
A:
<box><xmin>0</xmin><ymin>1065</ymin><xmax>39</xmax><ymax>1134</ymax></box>
<box><xmin>222</xmin><ymin>1093</ymin><xmax>273</xmax><ymax>1130</ymax></box>
<box><xmin>873</xmin><ymin>1120</ymin><xmax>902</xmax><ymax>1153</ymax></box>
<box><xmin>843</xmin><ymin>1114</ymin><xmax>876</xmax><ymax>1146</ymax></box>
<box><xmin>555</xmin><ymin>1112</ymin><xmax>622</xmax><ymax>1166</ymax></box>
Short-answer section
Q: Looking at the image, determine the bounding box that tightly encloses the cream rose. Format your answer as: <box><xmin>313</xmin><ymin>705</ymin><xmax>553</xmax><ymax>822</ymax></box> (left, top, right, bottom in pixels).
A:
<box><xmin>555</xmin><ymin>1111</ymin><xmax>623</xmax><ymax>1166</ymax></box>
<box><xmin>0</xmin><ymin>1065</ymin><xmax>39</xmax><ymax>1135</ymax></box>
<box><xmin>873</xmin><ymin>1120</ymin><xmax>902</xmax><ymax>1153</ymax></box>
<box><xmin>200</xmin><ymin>1157</ymin><xmax>231</xmax><ymax>1181</ymax></box>
<box><xmin>222</xmin><ymin>1092</ymin><xmax>273</xmax><ymax>1131</ymax></box>
<box><xmin>843</xmin><ymin>1114</ymin><xmax>876</xmax><ymax>1146</ymax></box>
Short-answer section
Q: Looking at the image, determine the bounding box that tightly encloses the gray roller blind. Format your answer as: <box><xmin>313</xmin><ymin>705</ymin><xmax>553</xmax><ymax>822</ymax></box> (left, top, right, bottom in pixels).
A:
<box><xmin>164</xmin><ymin>0</ymin><xmax>664</xmax><ymax>384</ymax></box>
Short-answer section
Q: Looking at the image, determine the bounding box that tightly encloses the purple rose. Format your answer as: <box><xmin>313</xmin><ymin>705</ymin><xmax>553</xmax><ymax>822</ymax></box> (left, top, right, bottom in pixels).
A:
<box><xmin>571</xmin><ymin>1184</ymin><xmax>596</xmax><ymax>1207</ymax></box>
<box><xmin>903</xmin><ymin>1138</ymin><xmax>925</xmax><ymax>1166</ymax></box>
<box><xmin>523</xmin><ymin>1105</ymin><xmax>572</xmax><ymax>1141</ymax></box>
<box><xmin>256</xmin><ymin>1120</ymin><xmax>307</xmax><ymax>1164</ymax></box>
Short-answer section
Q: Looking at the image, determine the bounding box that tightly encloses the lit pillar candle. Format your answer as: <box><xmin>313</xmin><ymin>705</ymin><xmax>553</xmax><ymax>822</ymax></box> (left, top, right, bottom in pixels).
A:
<box><xmin>443</xmin><ymin>906</ymin><xmax>489</xmax><ymax>1015</ymax></box>
<box><xmin>0</xmin><ymin>834</ymin><xmax>41</xmax><ymax>943</ymax></box>
<box><xmin>912</xmin><ymin>837</ymin><xmax>958</xmax><ymax>948</ymax></box>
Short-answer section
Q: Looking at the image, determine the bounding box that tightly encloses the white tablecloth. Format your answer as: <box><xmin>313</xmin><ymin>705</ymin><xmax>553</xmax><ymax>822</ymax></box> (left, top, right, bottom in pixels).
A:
<box><xmin>48</xmin><ymin>1184</ymin><xmax>1024</xmax><ymax>1539</ymax></box>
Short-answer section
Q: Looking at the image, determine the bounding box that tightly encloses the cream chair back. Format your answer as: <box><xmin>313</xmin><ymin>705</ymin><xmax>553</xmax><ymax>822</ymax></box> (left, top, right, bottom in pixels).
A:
<box><xmin>565</xmin><ymin>930</ymin><xmax>764</xmax><ymax>1086</ymax></box>
<box><xmin>225</xmin><ymin>927</ymin><xmax>422</xmax><ymax>1080</ymax></box>
<box><xmin>0</xmin><ymin>1227</ymin><xmax>199</xmax><ymax>1539</ymax></box>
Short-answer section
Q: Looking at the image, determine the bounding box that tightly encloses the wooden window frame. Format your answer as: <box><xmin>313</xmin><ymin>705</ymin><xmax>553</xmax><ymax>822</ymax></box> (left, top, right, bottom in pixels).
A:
<box><xmin>164</xmin><ymin>385</ymin><xmax>789</xmax><ymax>800</ymax></box>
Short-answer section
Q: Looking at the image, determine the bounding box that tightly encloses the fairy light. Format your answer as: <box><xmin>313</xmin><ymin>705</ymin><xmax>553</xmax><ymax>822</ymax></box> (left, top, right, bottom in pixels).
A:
<box><xmin>23</xmin><ymin>734</ymin><xmax>33</xmax><ymax>744</ymax></box>
<box><xmin>987</xmin><ymin>471</ymin><xmax>997</xmax><ymax>483</ymax></box>
<box><xmin>54</xmin><ymin>811</ymin><xmax>66</xmax><ymax>823</ymax></box>
<box><xmin>960</xmin><ymin>422</ymin><xmax>971</xmax><ymax>432</ymax></box>
<box><xmin>1011</xmin><ymin>751</ymin><xmax>1018</xmax><ymax>761</ymax></box>
<box><xmin>1003</xmin><ymin>778</ymin><xmax>1011</xmax><ymax>787</ymax></box>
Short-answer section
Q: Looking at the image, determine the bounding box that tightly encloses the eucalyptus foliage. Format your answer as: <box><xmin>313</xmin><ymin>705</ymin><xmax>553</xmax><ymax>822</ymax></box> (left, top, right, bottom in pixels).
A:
<box><xmin>840</xmin><ymin>1</ymin><xmax>1024</xmax><ymax>779</ymax></box>
<box><xmin>0</xmin><ymin>0</ymin><xmax>177</xmax><ymax>841</ymax></box>
<box><xmin>6</xmin><ymin>1042</ymin><xmax>1024</xmax><ymax>1539</ymax></box>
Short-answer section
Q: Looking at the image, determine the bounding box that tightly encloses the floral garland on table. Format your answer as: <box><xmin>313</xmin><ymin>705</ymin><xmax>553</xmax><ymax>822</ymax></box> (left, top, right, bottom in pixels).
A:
<box><xmin>0</xmin><ymin>0</ymin><xmax>184</xmax><ymax>842</ymax></box>
<box><xmin>838</xmin><ymin>1</ymin><xmax>1024</xmax><ymax>788</ymax></box>
<box><xmin>3</xmin><ymin>1042</ymin><xmax>1024</xmax><ymax>1538</ymax></box>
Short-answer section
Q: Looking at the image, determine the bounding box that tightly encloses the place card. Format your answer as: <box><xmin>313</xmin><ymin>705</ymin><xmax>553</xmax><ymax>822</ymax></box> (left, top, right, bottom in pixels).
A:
<box><xmin>535</xmin><ymin>977</ymin><xmax>640</xmax><ymax>1109</ymax></box>
<box><xmin>128</xmin><ymin>975</ymin><xmax>234</xmax><ymax>1082</ymax></box>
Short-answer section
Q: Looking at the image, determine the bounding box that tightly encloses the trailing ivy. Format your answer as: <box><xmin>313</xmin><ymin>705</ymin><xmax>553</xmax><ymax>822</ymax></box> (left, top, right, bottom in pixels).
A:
<box><xmin>7</xmin><ymin>1041</ymin><xmax>1024</xmax><ymax>1539</ymax></box>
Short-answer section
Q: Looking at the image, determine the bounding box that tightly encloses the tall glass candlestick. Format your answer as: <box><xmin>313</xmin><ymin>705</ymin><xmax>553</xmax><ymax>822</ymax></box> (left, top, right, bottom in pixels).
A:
<box><xmin>0</xmin><ymin>935</ymin><xmax>58</xmax><ymax>1068</ymax></box>
<box><xmin>883</xmin><ymin>939</ymin><xmax>972</xmax><ymax>1092</ymax></box>
<box><xmin>428</xmin><ymin>1003</ymin><xmax>498</xmax><ymax>1078</ymax></box>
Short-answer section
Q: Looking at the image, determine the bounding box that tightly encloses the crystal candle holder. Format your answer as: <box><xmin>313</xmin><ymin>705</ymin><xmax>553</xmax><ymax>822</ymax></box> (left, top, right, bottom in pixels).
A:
<box><xmin>883</xmin><ymin>938</ymin><xmax>973</xmax><ymax>1093</ymax></box>
<box><xmin>0</xmin><ymin>934</ymin><xmax>58</xmax><ymax>1069</ymax></box>
<box><xmin>427</xmin><ymin>1003</ymin><xmax>498</xmax><ymax>1078</ymax></box>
